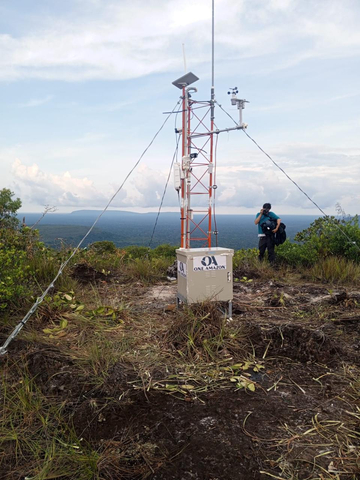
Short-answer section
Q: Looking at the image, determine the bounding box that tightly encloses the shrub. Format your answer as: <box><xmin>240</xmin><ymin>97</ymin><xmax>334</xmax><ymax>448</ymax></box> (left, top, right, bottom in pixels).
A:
<box><xmin>83</xmin><ymin>249</ymin><xmax>125</xmax><ymax>274</ymax></box>
<box><xmin>123</xmin><ymin>245</ymin><xmax>150</xmax><ymax>260</ymax></box>
<box><xmin>233</xmin><ymin>248</ymin><xmax>258</xmax><ymax>270</ymax></box>
<box><xmin>276</xmin><ymin>240</ymin><xmax>319</xmax><ymax>267</ymax></box>
<box><xmin>88</xmin><ymin>241</ymin><xmax>117</xmax><ymax>254</ymax></box>
<box><xmin>123</xmin><ymin>244</ymin><xmax>177</xmax><ymax>262</ymax></box>
<box><xmin>151</xmin><ymin>243</ymin><xmax>177</xmax><ymax>259</ymax></box>
<box><xmin>0</xmin><ymin>228</ymin><xmax>39</xmax><ymax>310</ymax></box>
<box><xmin>0</xmin><ymin>244</ymin><xmax>29</xmax><ymax>309</ymax></box>
<box><xmin>0</xmin><ymin>225</ymin><xmax>75</xmax><ymax>311</ymax></box>
<box><xmin>295</xmin><ymin>215</ymin><xmax>360</xmax><ymax>262</ymax></box>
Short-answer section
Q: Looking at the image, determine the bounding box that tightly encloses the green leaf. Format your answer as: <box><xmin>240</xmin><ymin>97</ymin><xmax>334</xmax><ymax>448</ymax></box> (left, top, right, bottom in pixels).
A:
<box><xmin>60</xmin><ymin>319</ymin><xmax>68</xmax><ymax>329</ymax></box>
<box><xmin>230</xmin><ymin>363</ymin><xmax>244</xmax><ymax>370</ymax></box>
<box><xmin>253</xmin><ymin>364</ymin><xmax>264</xmax><ymax>372</ymax></box>
<box><xmin>242</xmin><ymin>362</ymin><xmax>252</xmax><ymax>371</ymax></box>
<box><xmin>165</xmin><ymin>384</ymin><xmax>178</xmax><ymax>390</ymax></box>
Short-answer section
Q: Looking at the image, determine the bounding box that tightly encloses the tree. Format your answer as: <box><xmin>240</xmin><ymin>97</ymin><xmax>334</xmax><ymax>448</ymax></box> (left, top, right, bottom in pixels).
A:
<box><xmin>0</xmin><ymin>188</ymin><xmax>22</xmax><ymax>229</ymax></box>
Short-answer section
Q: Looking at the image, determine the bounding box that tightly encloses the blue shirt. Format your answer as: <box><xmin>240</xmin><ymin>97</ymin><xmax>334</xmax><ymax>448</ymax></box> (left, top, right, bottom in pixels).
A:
<box><xmin>256</xmin><ymin>211</ymin><xmax>280</xmax><ymax>235</ymax></box>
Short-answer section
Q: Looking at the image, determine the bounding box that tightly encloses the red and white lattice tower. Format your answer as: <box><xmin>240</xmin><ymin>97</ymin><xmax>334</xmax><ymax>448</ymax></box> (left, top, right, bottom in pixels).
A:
<box><xmin>173</xmin><ymin>73</ymin><xmax>215</xmax><ymax>249</ymax></box>
<box><xmin>172</xmin><ymin>1</ymin><xmax>248</xmax><ymax>312</ymax></box>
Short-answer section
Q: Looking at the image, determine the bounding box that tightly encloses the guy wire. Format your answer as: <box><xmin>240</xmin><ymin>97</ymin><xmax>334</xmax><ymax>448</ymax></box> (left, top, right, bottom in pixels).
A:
<box><xmin>216</xmin><ymin>102</ymin><xmax>360</xmax><ymax>253</ymax></box>
<box><xmin>148</xmin><ymin>132</ymin><xmax>181</xmax><ymax>248</ymax></box>
<box><xmin>0</xmin><ymin>99</ymin><xmax>181</xmax><ymax>356</ymax></box>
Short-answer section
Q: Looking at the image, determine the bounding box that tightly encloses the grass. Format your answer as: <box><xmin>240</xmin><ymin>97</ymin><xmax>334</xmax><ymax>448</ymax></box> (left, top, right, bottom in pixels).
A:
<box><xmin>26</xmin><ymin>250</ymin><xmax>80</xmax><ymax>292</ymax></box>
<box><xmin>309</xmin><ymin>256</ymin><xmax>360</xmax><ymax>284</ymax></box>
<box><xmin>167</xmin><ymin>302</ymin><xmax>237</xmax><ymax>361</ymax></box>
<box><xmin>83</xmin><ymin>249</ymin><xmax>126</xmax><ymax>274</ymax></box>
<box><xmin>254</xmin><ymin>365</ymin><xmax>360</xmax><ymax>480</ymax></box>
<box><xmin>124</xmin><ymin>257</ymin><xmax>172</xmax><ymax>284</ymax></box>
<box><xmin>77</xmin><ymin>334</ymin><xmax>133</xmax><ymax>387</ymax></box>
<box><xmin>0</xmin><ymin>363</ymin><xmax>100</xmax><ymax>480</ymax></box>
<box><xmin>2</xmin><ymin>244</ymin><xmax>360</xmax><ymax>479</ymax></box>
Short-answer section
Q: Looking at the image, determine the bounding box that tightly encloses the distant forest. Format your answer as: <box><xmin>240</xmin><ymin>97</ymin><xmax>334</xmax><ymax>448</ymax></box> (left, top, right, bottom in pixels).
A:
<box><xmin>20</xmin><ymin>211</ymin><xmax>319</xmax><ymax>250</ymax></box>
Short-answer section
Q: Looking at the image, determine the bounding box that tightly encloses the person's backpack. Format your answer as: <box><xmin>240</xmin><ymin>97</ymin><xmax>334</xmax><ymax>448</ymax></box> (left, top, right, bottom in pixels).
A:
<box><xmin>261</xmin><ymin>219</ymin><xmax>277</xmax><ymax>235</ymax></box>
<box><xmin>274</xmin><ymin>223</ymin><xmax>286</xmax><ymax>246</ymax></box>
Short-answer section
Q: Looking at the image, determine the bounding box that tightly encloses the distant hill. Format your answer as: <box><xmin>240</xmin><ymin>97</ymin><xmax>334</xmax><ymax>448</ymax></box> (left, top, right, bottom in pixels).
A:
<box><xmin>70</xmin><ymin>209</ymin><xmax>140</xmax><ymax>216</ymax></box>
<box><xmin>19</xmin><ymin>211</ymin><xmax>319</xmax><ymax>250</ymax></box>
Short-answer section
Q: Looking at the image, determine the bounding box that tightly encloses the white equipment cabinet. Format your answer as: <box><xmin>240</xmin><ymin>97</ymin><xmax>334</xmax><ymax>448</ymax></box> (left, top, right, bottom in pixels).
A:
<box><xmin>176</xmin><ymin>247</ymin><xmax>234</xmax><ymax>314</ymax></box>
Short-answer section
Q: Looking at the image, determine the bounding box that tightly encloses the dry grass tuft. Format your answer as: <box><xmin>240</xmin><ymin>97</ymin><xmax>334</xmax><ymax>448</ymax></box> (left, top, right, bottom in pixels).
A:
<box><xmin>166</xmin><ymin>302</ymin><xmax>248</xmax><ymax>361</ymax></box>
<box><xmin>309</xmin><ymin>256</ymin><xmax>360</xmax><ymax>285</ymax></box>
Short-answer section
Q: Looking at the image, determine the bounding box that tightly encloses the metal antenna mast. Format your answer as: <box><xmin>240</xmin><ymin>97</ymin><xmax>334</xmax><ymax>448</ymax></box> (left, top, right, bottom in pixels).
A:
<box><xmin>172</xmin><ymin>0</ymin><xmax>248</xmax><ymax>249</ymax></box>
<box><xmin>172</xmin><ymin>0</ymin><xmax>248</xmax><ymax>313</ymax></box>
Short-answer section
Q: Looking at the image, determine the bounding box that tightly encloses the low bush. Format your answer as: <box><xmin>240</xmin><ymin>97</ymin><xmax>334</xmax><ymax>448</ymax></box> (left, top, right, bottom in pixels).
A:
<box><xmin>88</xmin><ymin>240</ymin><xmax>117</xmax><ymax>254</ymax></box>
<box><xmin>123</xmin><ymin>244</ymin><xmax>177</xmax><ymax>261</ymax></box>
<box><xmin>151</xmin><ymin>243</ymin><xmax>177</xmax><ymax>259</ymax></box>
<box><xmin>83</xmin><ymin>248</ymin><xmax>125</xmax><ymax>274</ymax></box>
<box><xmin>233</xmin><ymin>248</ymin><xmax>258</xmax><ymax>270</ymax></box>
<box><xmin>0</xmin><ymin>228</ymin><xmax>41</xmax><ymax>310</ymax></box>
<box><xmin>0</xmin><ymin>243</ymin><xmax>29</xmax><ymax>309</ymax></box>
<box><xmin>123</xmin><ymin>245</ymin><xmax>150</xmax><ymax>260</ymax></box>
<box><xmin>276</xmin><ymin>240</ymin><xmax>319</xmax><ymax>267</ymax></box>
<box><xmin>233</xmin><ymin>248</ymin><xmax>277</xmax><ymax>279</ymax></box>
<box><xmin>295</xmin><ymin>215</ymin><xmax>360</xmax><ymax>262</ymax></box>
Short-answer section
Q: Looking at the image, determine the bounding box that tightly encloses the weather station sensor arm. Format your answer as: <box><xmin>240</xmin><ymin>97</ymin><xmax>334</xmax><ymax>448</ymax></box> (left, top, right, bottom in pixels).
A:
<box><xmin>189</xmin><ymin>89</ymin><xmax>249</xmax><ymax>138</ymax></box>
<box><xmin>188</xmin><ymin>124</ymin><xmax>244</xmax><ymax>138</ymax></box>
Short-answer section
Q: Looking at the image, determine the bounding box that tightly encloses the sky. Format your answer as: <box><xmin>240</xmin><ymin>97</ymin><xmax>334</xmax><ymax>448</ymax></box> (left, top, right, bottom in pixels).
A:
<box><xmin>1</xmin><ymin>0</ymin><xmax>360</xmax><ymax>215</ymax></box>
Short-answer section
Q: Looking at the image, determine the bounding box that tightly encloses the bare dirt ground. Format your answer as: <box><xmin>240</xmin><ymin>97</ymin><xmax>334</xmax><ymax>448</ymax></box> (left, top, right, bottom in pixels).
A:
<box><xmin>1</xmin><ymin>272</ymin><xmax>359</xmax><ymax>479</ymax></box>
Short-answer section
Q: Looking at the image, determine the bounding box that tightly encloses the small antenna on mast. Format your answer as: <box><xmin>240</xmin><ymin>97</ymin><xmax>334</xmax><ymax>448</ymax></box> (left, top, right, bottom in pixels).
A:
<box><xmin>211</xmin><ymin>0</ymin><xmax>215</xmax><ymax>121</ymax></box>
<box><xmin>182</xmin><ymin>43</ymin><xmax>187</xmax><ymax>73</ymax></box>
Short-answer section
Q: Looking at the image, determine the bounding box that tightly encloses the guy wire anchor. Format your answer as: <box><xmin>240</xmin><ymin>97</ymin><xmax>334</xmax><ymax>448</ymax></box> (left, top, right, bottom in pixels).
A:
<box><xmin>228</xmin><ymin>87</ymin><xmax>249</xmax><ymax>128</ymax></box>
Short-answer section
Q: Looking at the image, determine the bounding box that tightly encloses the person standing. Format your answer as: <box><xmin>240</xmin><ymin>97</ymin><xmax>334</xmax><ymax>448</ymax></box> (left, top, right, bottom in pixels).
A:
<box><xmin>254</xmin><ymin>203</ymin><xmax>281</xmax><ymax>264</ymax></box>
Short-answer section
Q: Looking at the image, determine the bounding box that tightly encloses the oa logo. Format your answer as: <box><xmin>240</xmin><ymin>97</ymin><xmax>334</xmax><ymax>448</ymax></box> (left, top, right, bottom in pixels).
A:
<box><xmin>201</xmin><ymin>256</ymin><xmax>218</xmax><ymax>267</ymax></box>
<box><xmin>179</xmin><ymin>262</ymin><xmax>185</xmax><ymax>273</ymax></box>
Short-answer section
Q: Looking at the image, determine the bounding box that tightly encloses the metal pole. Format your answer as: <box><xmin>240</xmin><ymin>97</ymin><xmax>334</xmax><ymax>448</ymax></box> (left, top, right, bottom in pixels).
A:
<box><xmin>186</xmin><ymin>92</ymin><xmax>191</xmax><ymax>248</ymax></box>
<box><xmin>208</xmin><ymin>0</ymin><xmax>215</xmax><ymax>247</ymax></box>
<box><xmin>180</xmin><ymin>86</ymin><xmax>186</xmax><ymax>248</ymax></box>
<box><xmin>211</xmin><ymin>0</ymin><xmax>215</xmax><ymax>121</ymax></box>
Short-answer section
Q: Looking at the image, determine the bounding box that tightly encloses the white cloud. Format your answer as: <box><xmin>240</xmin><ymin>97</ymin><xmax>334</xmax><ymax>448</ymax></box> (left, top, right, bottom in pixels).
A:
<box><xmin>129</xmin><ymin>165</ymin><xmax>179</xmax><ymax>208</ymax></box>
<box><xmin>12</xmin><ymin>158</ymin><xmax>111</xmax><ymax>207</ymax></box>
<box><xmin>215</xmin><ymin>143</ymin><xmax>360</xmax><ymax>212</ymax></box>
<box><xmin>10</xmin><ymin>158</ymin><xmax>178</xmax><ymax>210</ymax></box>
<box><xmin>1</xmin><ymin>0</ymin><xmax>359</xmax><ymax>81</ymax></box>
<box><xmin>9</xmin><ymin>137</ymin><xmax>360</xmax><ymax>215</ymax></box>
